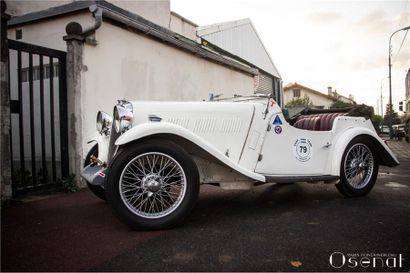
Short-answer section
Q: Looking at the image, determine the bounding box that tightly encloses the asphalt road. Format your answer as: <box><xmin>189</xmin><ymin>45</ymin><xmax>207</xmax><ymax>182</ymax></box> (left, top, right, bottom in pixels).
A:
<box><xmin>2</xmin><ymin>139</ymin><xmax>409</xmax><ymax>272</ymax></box>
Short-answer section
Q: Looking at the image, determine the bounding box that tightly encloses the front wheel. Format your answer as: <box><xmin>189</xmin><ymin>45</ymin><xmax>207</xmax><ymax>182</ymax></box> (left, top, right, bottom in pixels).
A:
<box><xmin>106</xmin><ymin>140</ymin><xmax>199</xmax><ymax>230</ymax></box>
<box><xmin>336</xmin><ymin>137</ymin><xmax>379</xmax><ymax>197</ymax></box>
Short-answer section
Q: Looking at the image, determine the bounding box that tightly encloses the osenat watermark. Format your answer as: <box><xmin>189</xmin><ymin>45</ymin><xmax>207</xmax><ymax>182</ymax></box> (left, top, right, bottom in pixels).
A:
<box><xmin>329</xmin><ymin>252</ymin><xmax>405</xmax><ymax>269</ymax></box>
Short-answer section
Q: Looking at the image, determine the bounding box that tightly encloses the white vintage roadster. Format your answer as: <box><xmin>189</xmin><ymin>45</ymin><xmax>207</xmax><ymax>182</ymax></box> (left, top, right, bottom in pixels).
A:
<box><xmin>82</xmin><ymin>95</ymin><xmax>399</xmax><ymax>229</ymax></box>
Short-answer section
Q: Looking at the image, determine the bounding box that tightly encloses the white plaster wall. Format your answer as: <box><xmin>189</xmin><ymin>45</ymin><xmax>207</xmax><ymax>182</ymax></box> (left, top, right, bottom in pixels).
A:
<box><xmin>7</xmin><ymin>12</ymin><xmax>95</xmax><ymax>51</ymax></box>
<box><xmin>5</xmin><ymin>0</ymin><xmax>73</xmax><ymax>16</ymax></box>
<box><xmin>303</xmin><ymin>90</ymin><xmax>333</xmax><ymax>108</ymax></box>
<box><xmin>284</xmin><ymin>88</ymin><xmax>334</xmax><ymax>108</ymax></box>
<box><xmin>337</xmin><ymin>96</ymin><xmax>352</xmax><ymax>104</ymax></box>
<box><xmin>6</xmin><ymin>0</ymin><xmax>170</xmax><ymax>28</ymax></box>
<box><xmin>169</xmin><ymin>13</ymin><xmax>197</xmax><ymax>40</ymax></box>
<box><xmin>107</xmin><ymin>0</ymin><xmax>170</xmax><ymax>28</ymax></box>
<box><xmin>283</xmin><ymin>89</ymin><xmax>293</xmax><ymax>105</ymax></box>
<box><xmin>6</xmin><ymin>14</ymin><xmax>254</xmax><ymax>159</ymax></box>
<box><xmin>81</xmin><ymin>22</ymin><xmax>254</xmax><ymax>153</ymax></box>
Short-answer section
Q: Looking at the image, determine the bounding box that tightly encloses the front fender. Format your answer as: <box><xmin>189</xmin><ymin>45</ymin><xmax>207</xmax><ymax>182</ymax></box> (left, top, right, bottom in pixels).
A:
<box><xmin>115</xmin><ymin>122</ymin><xmax>265</xmax><ymax>182</ymax></box>
<box><xmin>330</xmin><ymin>127</ymin><xmax>399</xmax><ymax>175</ymax></box>
<box><xmin>86</xmin><ymin>133</ymin><xmax>110</xmax><ymax>163</ymax></box>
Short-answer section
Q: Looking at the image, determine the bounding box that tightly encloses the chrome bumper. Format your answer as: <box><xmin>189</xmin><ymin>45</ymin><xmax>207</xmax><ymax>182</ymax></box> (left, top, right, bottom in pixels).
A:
<box><xmin>81</xmin><ymin>164</ymin><xmax>106</xmax><ymax>187</ymax></box>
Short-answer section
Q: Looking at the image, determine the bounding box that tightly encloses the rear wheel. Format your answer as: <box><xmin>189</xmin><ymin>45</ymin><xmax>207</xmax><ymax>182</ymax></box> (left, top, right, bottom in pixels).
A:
<box><xmin>336</xmin><ymin>137</ymin><xmax>379</xmax><ymax>197</ymax></box>
<box><xmin>106</xmin><ymin>140</ymin><xmax>199</xmax><ymax>230</ymax></box>
<box><xmin>84</xmin><ymin>145</ymin><xmax>106</xmax><ymax>201</ymax></box>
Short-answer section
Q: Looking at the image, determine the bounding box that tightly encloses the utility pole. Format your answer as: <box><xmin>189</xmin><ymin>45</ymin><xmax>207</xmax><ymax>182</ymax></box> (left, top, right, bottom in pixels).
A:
<box><xmin>380</xmin><ymin>77</ymin><xmax>388</xmax><ymax>121</ymax></box>
<box><xmin>380</xmin><ymin>85</ymin><xmax>383</xmax><ymax>117</ymax></box>
<box><xmin>388</xmin><ymin>25</ymin><xmax>410</xmax><ymax>139</ymax></box>
<box><xmin>377</xmin><ymin>99</ymin><xmax>380</xmax><ymax>116</ymax></box>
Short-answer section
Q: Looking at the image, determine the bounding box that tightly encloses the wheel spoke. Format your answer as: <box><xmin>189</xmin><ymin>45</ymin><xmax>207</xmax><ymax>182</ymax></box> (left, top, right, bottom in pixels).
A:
<box><xmin>135</xmin><ymin>158</ymin><xmax>147</xmax><ymax>176</ymax></box>
<box><xmin>119</xmin><ymin>152</ymin><xmax>187</xmax><ymax>219</ymax></box>
<box><xmin>129</xmin><ymin>162</ymin><xmax>146</xmax><ymax>178</ymax></box>
<box><xmin>130</xmin><ymin>191</ymin><xmax>146</xmax><ymax>207</ymax></box>
<box><xmin>344</xmin><ymin>143</ymin><xmax>374</xmax><ymax>189</ymax></box>
<box><xmin>157</xmin><ymin>158</ymin><xmax>173</xmax><ymax>174</ymax></box>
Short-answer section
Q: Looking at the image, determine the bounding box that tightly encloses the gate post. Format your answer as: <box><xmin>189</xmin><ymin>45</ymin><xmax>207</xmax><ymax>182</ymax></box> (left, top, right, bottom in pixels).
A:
<box><xmin>0</xmin><ymin>0</ymin><xmax>12</xmax><ymax>200</ymax></box>
<box><xmin>64</xmin><ymin>23</ymin><xmax>86</xmax><ymax>187</ymax></box>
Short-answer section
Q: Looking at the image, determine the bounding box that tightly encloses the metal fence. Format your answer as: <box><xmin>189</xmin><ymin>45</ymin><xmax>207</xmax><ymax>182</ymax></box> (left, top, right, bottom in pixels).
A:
<box><xmin>8</xmin><ymin>40</ymin><xmax>69</xmax><ymax>195</ymax></box>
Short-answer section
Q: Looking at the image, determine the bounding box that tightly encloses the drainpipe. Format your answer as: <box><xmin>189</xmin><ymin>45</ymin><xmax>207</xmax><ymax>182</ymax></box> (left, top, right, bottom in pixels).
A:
<box><xmin>82</xmin><ymin>5</ymin><xmax>102</xmax><ymax>45</ymax></box>
<box><xmin>65</xmin><ymin>5</ymin><xmax>102</xmax><ymax>45</ymax></box>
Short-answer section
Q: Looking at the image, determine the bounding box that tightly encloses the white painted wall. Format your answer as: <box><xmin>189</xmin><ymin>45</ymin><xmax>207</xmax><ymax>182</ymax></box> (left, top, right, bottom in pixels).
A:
<box><xmin>5</xmin><ymin>0</ymin><xmax>72</xmax><ymax>16</ymax></box>
<box><xmin>6</xmin><ymin>0</ymin><xmax>170</xmax><ymax>28</ymax></box>
<box><xmin>7</xmin><ymin>12</ymin><xmax>95</xmax><ymax>51</ymax></box>
<box><xmin>337</xmin><ymin>95</ymin><xmax>353</xmax><ymax>104</ymax></box>
<box><xmin>107</xmin><ymin>0</ymin><xmax>170</xmax><ymax>28</ymax></box>
<box><xmin>284</xmin><ymin>88</ymin><xmax>334</xmax><ymax>109</ymax></box>
<box><xmin>169</xmin><ymin>12</ymin><xmax>197</xmax><ymax>40</ymax></box>
<box><xmin>81</xmin><ymin>22</ymin><xmax>254</xmax><ymax>154</ymax></box>
<box><xmin>6</xmin><ymin>11</ymin><xmax>254</xmax><ymax>161</ymax></box>
<box><xmin>198</xmin><ymin>19</ymin><xmax>280</xmax><ymax>78</ymax></box>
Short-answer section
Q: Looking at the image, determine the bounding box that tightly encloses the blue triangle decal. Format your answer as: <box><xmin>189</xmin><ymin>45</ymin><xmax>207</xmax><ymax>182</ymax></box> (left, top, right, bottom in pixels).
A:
<box><xmin>273</xmin><ymin>115</ymin><xmax>282</xmax><ymax>125</ymax></box>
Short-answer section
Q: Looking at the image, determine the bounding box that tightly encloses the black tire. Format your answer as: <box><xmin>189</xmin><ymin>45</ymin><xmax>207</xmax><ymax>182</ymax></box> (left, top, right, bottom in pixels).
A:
<box><xmin>336</xmin><ymin>136</ymin><xmax>379</xmax><ymax>197</ymax></box>
<box><xmin>105</xmin><ymin>139</ymin><xmax>199</xmax><ymax>230</ymax></box>
<box><xmin>84</xmin><ymin>144</ymin><xmax>106</xmax><ymax>201</ymax></box>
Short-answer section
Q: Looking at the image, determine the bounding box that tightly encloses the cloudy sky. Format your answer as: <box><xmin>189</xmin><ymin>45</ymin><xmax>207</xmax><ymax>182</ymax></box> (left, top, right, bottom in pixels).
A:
<box><xmin>171</xmin><ymin>0</ymin><xmax>410</xmax><ymax>115</ymax></box>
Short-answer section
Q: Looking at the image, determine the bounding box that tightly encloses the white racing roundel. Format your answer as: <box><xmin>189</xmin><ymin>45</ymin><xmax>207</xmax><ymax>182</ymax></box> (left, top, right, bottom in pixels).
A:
<box><xmin>293</xmin><ymin>138</ymin><xmax>313</xmax><ymax>162</ymax></box>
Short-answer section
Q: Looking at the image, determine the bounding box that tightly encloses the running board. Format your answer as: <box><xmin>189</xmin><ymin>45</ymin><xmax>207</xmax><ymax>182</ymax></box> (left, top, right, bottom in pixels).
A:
<box><xmin>265</xmin><ymin>175</ymin><xmax>340</xmax><ymax>183</ymax></box>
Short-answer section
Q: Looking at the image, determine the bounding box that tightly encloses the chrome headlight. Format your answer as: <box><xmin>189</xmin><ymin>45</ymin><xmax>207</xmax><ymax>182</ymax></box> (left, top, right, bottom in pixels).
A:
<box><xmin>96</xmin><ymin>111</ymin><xmax>113</xmax><ymax>135</ymax></box>
<box><xmin>113</xmin><ymin>100</ymin><xmax>134</xmax><ymax>133</ymax></box>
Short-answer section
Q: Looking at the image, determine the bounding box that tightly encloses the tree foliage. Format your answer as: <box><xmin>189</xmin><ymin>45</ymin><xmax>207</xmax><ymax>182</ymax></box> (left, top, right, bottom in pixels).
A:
<box><xmin>371</xmin><ymin>114</ymin><xmax>383</xmax><ymax>134</ymax></box>
<box><xmin>371</xmin><ymin>114</ymin><xmax>383</xmax><ymax>124</ymax></box>
<box><xmin>285</xmin><ymin>95</ymin><xmax>312</xmax><ymax>108</ymax></box>
<box><xmin>384</xmin><ymin>111</ymin><xmax>401</xmax><ymax>125</ymax></box>
<box><xmin>383</xmin><ymin>105</ymin><xmax>402</xmax><ymax>125</ymax></box>
<box><xmin>330</xmin><ymin>100</ymin><xmax>353</xmax><ymax>109</ymax></box>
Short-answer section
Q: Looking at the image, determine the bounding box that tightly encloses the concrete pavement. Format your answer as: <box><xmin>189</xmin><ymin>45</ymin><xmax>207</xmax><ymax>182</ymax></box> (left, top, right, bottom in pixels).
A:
<box><xmin>1</xmin><ymin>139</ymin><xmax>409</xmax><ymax>272</ymax></box>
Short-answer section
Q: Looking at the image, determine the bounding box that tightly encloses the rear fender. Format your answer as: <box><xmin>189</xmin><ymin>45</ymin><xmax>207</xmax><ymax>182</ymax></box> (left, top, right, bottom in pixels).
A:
<box><xmin>330</xmin><ymin>127</ymin><xmax>399</xmax><ymax>175</ymax></box>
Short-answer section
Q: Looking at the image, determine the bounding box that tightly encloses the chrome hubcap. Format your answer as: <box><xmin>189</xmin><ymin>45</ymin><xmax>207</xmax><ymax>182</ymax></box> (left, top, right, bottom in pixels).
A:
<box><xmin>344</xmin><ymin>143</ymin><xmax>374</xmax><ymax>189</ymax></box>
<box><xmin>142</xmin><ymin>174</ymin><xmax>162</xmax><ymax>193</ymax></box>
<box><xmin>119</xmin><ymin>152</ymin><xmax>187</xmax><ymax>219</ymax></box>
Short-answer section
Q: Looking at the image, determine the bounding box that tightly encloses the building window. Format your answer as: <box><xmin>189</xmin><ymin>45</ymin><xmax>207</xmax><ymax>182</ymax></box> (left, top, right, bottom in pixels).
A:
<box><xmin>293</xmin><ymin>89</ymin><xmax>301</xmax><ymax>98</ymax></box>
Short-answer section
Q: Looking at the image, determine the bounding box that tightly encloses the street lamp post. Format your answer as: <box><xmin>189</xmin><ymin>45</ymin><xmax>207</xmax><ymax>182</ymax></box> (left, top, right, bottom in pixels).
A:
<box><xmin>388</xmin><ymin>25</ymin><xmax>410</xmax><ymax>139</ymax></box>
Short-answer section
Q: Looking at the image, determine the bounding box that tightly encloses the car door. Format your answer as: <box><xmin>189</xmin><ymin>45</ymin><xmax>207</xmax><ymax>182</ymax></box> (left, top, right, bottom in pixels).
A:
<box><xmin>255</xmin><ymin>113</ymin><xmax>333</xmax><ymax>176</ymax></box>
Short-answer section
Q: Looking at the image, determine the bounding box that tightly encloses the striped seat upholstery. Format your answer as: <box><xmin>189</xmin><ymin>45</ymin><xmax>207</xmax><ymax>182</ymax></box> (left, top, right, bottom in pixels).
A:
<box><xmin>294</xmin><ymin>112</ymin><xmax>346</xmax><ymax>131</ymax></box>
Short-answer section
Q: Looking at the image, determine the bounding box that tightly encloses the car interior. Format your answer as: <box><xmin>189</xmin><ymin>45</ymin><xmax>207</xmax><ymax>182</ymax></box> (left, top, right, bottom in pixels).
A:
<box><xmin>287</xmin><ymin>105</ymin><xmax>373</xmax><ymax>131</ymax></box>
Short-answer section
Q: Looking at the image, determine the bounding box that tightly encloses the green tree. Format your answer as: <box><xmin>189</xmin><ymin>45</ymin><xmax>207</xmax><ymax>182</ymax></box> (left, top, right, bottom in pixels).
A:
<box><xmin>371</xmin><ymin>114</ymin><xmax>383</xmax><ymax>134</ymax></box>
<box><xmin>330</xmin><ymin>100</ymin><xmax>354</xmax><ymax>109</ymax></box>
<box><xmin>384</xmin><ymin>111</ymin><xmax>401</xmax><ymax>125</ymax></box>
<box><xmin>371</xmin><ymin>114</ymin><xmax>383</xmax><ymax>124</ymax></box>
<box><xmin>285</xmin><ymin>95</ymin><xmax>312</xmax><ymax>108</ymax></box>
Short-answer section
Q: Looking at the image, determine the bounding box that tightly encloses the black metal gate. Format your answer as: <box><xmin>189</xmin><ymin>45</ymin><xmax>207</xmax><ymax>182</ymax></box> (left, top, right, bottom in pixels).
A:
<box><xmin>8</xmin><ymin>40</ymin><xmax>69</xmax><ymax>195</ymax></box>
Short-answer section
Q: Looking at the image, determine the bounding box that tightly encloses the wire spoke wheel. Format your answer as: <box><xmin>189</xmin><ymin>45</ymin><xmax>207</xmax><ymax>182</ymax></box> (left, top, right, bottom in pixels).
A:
<box><xmin>344</xmin><ymin>143</ymin><xmax>374</xmax><ymax>189</ymax></box>
<box><xmin>119</xmin><ymin>152</ymin><xmax>187</xmax><ymax>219</ymax></box>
